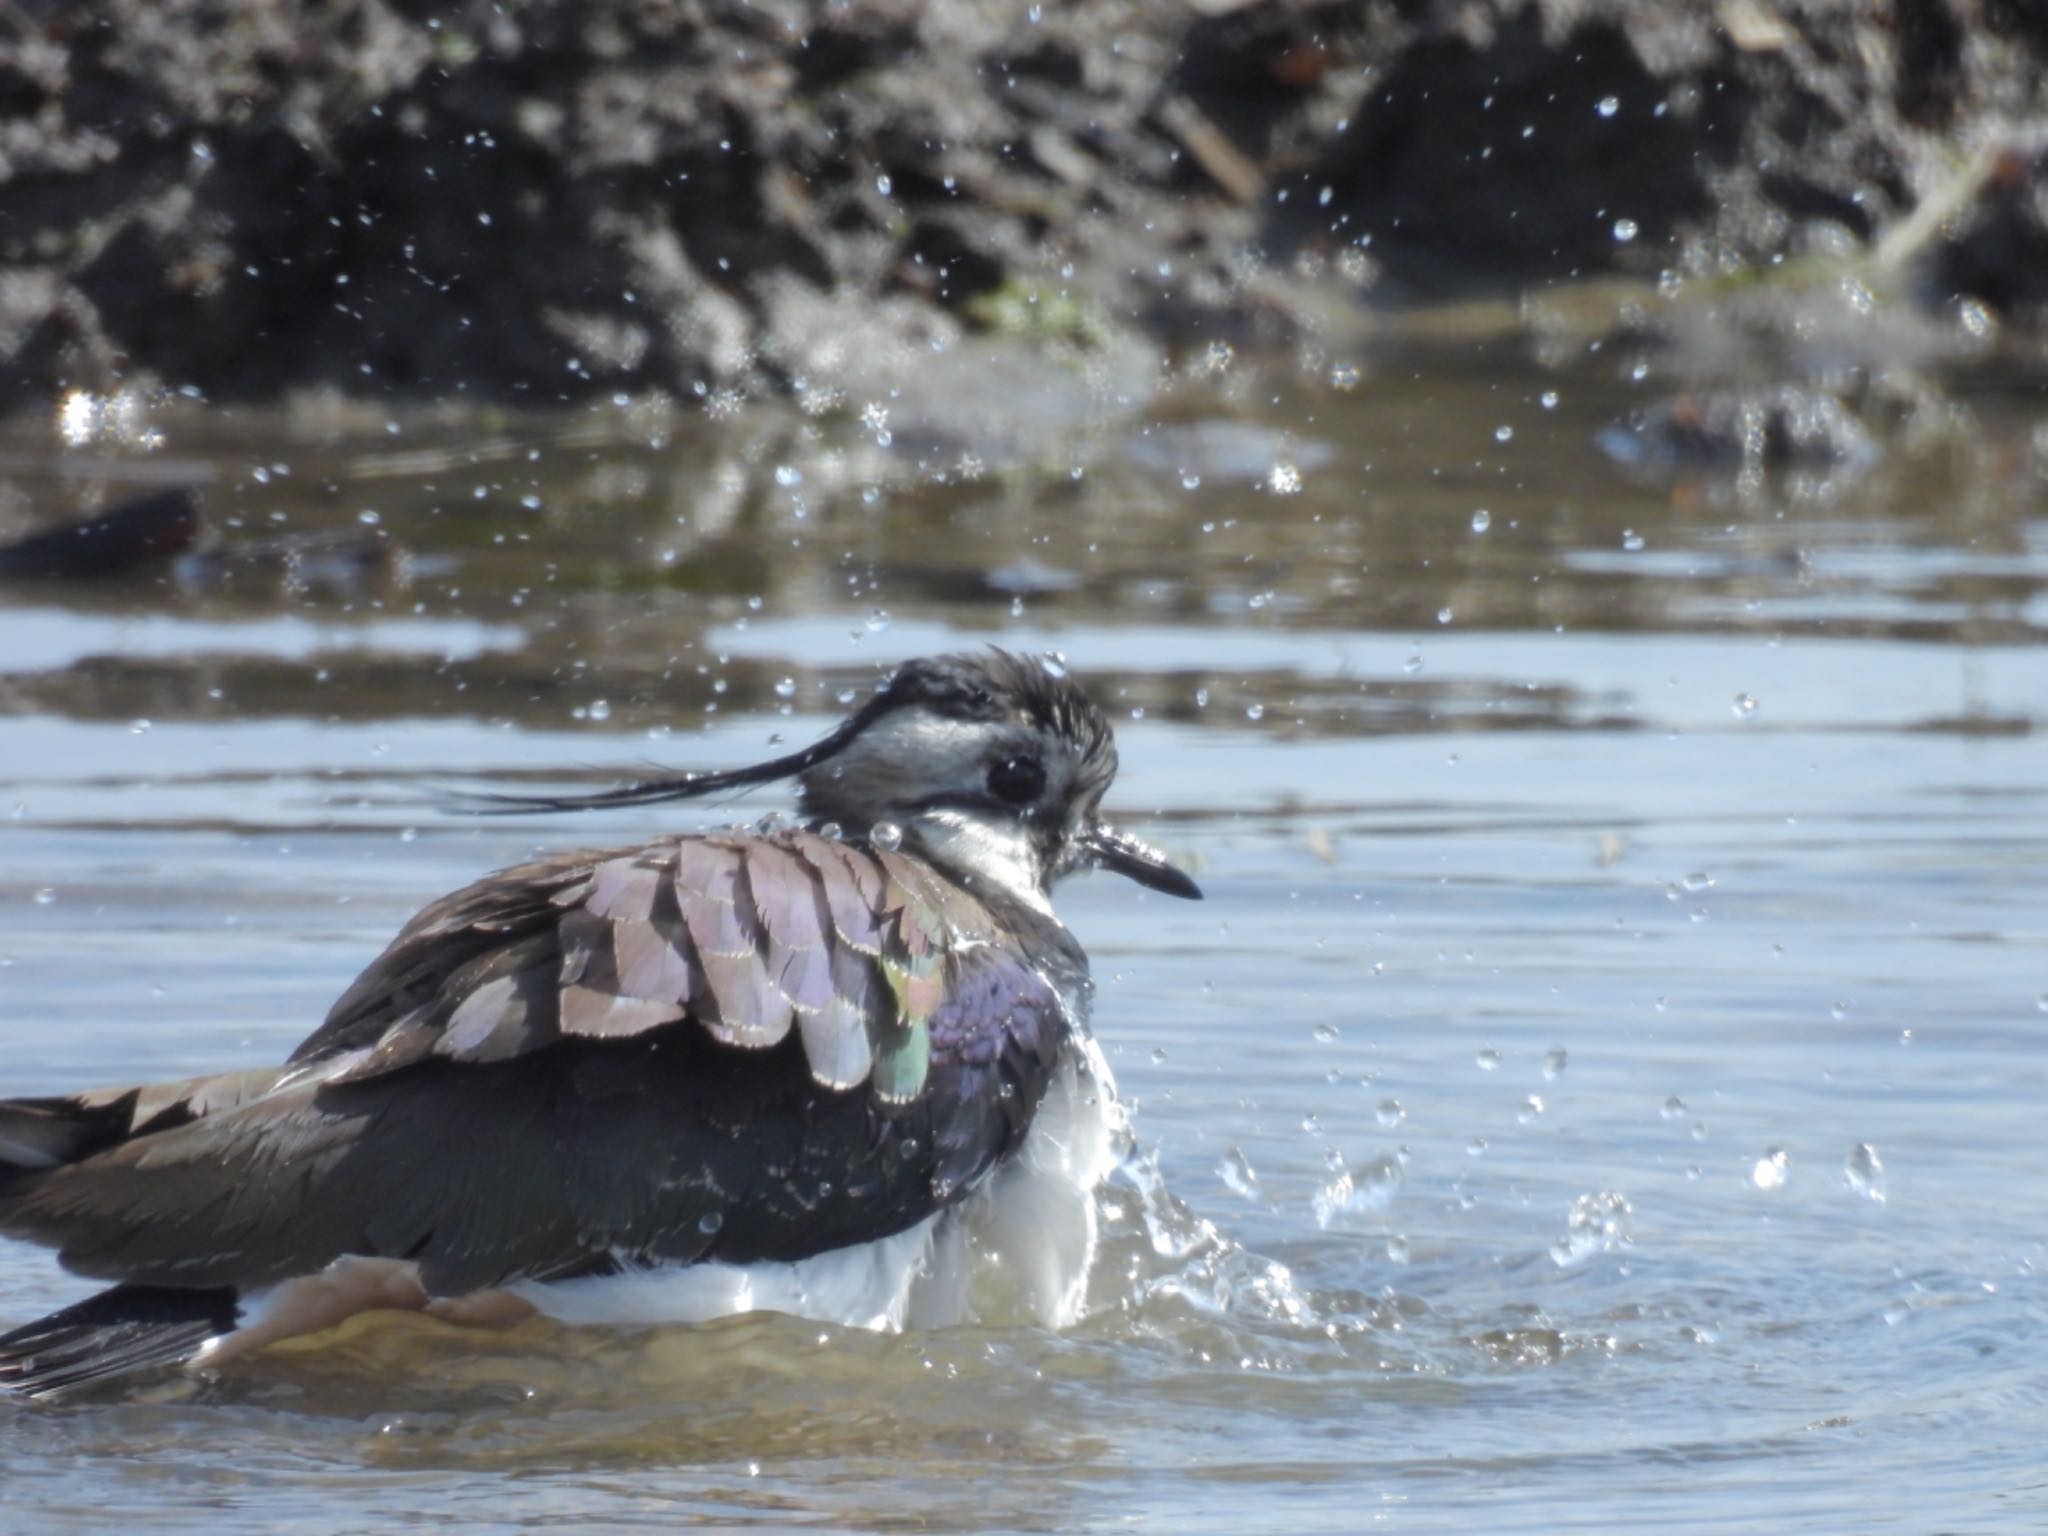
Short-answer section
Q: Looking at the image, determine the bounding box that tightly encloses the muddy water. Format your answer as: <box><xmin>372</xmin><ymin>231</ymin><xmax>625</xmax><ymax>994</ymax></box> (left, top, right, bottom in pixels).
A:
<box><xmin>0</xmin><ymin>352</ymin><xmax>2044</xmax><ymax>1533</ymax></box>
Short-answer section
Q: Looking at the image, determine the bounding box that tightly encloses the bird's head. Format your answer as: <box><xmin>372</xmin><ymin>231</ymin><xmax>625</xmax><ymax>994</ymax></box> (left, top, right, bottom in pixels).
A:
<box><xmin>473</xmin><ymin>650</ymin><xmax>1201</xmax><ymax>912</ymax></box>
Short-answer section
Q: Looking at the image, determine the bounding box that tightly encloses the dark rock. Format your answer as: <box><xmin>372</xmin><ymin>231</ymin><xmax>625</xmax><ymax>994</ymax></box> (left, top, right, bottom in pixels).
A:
<box><xmin>0</xmin><ymin>488</ymin><xmax>201</xmax><ymax>580</ymax></box>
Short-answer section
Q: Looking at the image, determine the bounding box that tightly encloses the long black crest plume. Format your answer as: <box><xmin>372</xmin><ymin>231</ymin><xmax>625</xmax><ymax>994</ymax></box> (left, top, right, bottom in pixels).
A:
<box><xmin>446</xmin><ymin>649</ymin><xmax>1087</xmax><ymax>817</ymax></box>
<box><xmin>451</xmin><ymin>711</ymin><xmax>870</xmax><ymax>816</ymax></box>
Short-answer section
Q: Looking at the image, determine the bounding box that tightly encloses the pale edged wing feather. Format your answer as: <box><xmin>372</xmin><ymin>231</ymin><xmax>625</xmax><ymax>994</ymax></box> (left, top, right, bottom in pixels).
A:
<box><xmin>797</xmin><ymin>837</ymin><xmax>894</xmax><ymax>955</ymax></box>
<box><xmin>285</xmin><ymin>829</ymin><xmax>1037</xmax><ymax>1099</ymax></box>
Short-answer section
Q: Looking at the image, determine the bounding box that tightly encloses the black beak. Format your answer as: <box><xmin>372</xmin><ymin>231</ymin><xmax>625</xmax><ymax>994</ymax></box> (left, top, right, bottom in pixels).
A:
<box><xmin>1081</xmin><ymin>823</ymin><xmax>1202</xmax><ymax>900</ymax></box>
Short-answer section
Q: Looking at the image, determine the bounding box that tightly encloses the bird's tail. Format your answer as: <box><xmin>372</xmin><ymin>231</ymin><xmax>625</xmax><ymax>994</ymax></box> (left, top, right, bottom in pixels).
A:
<box><xmin>0</xmin><ymin>1070</ymin><xmax>291</xmax><ymax>1397</ymax></box>
<box><xmin>0</xmin><ymin>1283</ymin><xmax>239</xmax><ymax>1397</ymax></box>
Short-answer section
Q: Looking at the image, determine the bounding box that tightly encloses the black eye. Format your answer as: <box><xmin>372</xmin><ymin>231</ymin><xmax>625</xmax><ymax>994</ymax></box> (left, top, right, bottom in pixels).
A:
<box><xmin>986</xmin><ymin>754</ymin><xmax>1046</xmax><ymax>806</ymax></box>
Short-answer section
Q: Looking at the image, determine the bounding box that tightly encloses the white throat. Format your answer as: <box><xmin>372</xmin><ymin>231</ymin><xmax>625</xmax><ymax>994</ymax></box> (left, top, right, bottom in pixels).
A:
<box><xmin>910</xmin><ymin>809</ymin><xmax>1055</xmax><ymax>916</ymax></box>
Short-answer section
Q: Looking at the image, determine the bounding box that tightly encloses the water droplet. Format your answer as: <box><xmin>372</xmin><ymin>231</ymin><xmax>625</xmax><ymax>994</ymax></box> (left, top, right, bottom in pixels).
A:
<box><xmin>1301</xmin><ymin>1112</ymin><xmax>1320</xmax><ymax>1134</ymax></box>
<box><xmin>1266</xmin><ymin>461</ymin><xmax>1302</xmax><ymax>495</ymax></box>
<box><xmin>32</xmin><ymin>888</ymin><xmax>56</xmax><ymax>906</ymax></box>
<box><xmin>1245</xmin><ymin>702</ymin><xmax>1265</xmax><ymax>722</ymax></box>
<box><xmin>586</xmin><ymin>698</ymin><xmax>611</xmax><ymax>722</ymax></box>
<box><xmin>1542</xmin><ymin>1048</ymin><xmax>1568</xmax><ymax>1080</ymax></box>
<box><xmin>1751</xmin><ymin>1146</ymin><xmax>1790</xmax><ymax>1191</ymax></box>
<box><xmin>1612</xmin><ymin>217</ymin><xmax>1639</xmax><ymax>243</ymax></box>
<box><xmin>1661</xmin><ymin>1095</ymin><xmax>1686</xmax><ymax>1121</ymax></box>
<box><xmin>698</xmin><ymin>1211</ymin><xmax>724</xmax><ymax>1234</ymax></box>
<box><xmin>1621</xmin><ymin>528</ymin><xmax>1645</xmax><ymax>551</ymax></box>
<box><xmin>1844</xmin><ymin>1143</ymin><xmax>1886</xmax><ymax>1204</ymax></box>
<box><xmin>875</xmin><ymin>173</ymin><xmax>892</xmax><ymax>197</ymax></box>
<box><xmin>1518</xmin><ymin>1094</ymin><xmax>1546</xmax><ymax>1124</ymax></box>
<box><xmin>1385</xmin><ymin>1234</ymin><xmax>1411</xmax><ymax>1264</ymax></box>
<box><xmin>1596</xmin><ymin>96</ymin><xmax>1621</xmax><ymax>118</ymax></box>
<box><xmin>1467</xmin><ymin>1137</ymin><xmax>1488</xmax><ymax>1157</ymax></box>
<box><xmin>1732</xmin><ymin>693</ymin><xmax>1758</xmax><ymax>720</ymax></box>
<box><xmin>1539</xmin><ymin>389</ymin><xmax>1560</xmax><ymax>410</ymax></box>
<box><xmin>1680</xmin><ymin>870</ymin><xmax>1714</xmax><ymax>893</ymax></box>
<box><xmin>1217</xmin><ymin>1146</ymin><xmax>1259</xmax><ymax>1197</ymax></box>
<box><xmin>1493</xmin><ymin>424</ymin><xmax>1514</xmax><ymax>443</ymax></box>
<box><xmin>773</xmin><ymin>676</ymin><xmax>797</xmax><ymax>699</ymax></box>
<box><xmin>1313</xmin><ymin>1022</ymin><xmax>1340</xmax><ymax>1043</ymax></box>
<box><xmin>1436</xmin><ymin>606</ymin><xmax>1453</xmax><ymax>625</ymax></box>
<box><xmin>773</xmin><ymin>464</ymin><xmax>802</xmax><ymax>488</ymax></box>
<box><xmin>1179</xmin><ymin>469</ymin><xmax>1203</xmax><ymax>490</ymax></box>
<box><xmin>1150</xmin><ymin>1046</ymin><xmax>1168</xmax><ymax>1065</ymax></box>
<box><xmin>1550</xmin><ymin>1190</ymin><xmax>1631</xmax><ymax>1266</ymax></box>
<box><xmin>1830</xmin><ymin>1000</ymin><xmax>1848</xmax><ymax>1022</ymax></box>
<box><xmin>1475</xmin><ymin>1046</ymin><xmax>1501</xmax><ymax>1071</ymax></box>
<box><xmin>870</xmin><ymin>821</ymin><xmax>904</xmax><ymax>851</ymax></box>
<box><xmin>1470</xmin><ymin>508</ymin><xmax>1492</xmax><ymax>534</ymax></box>
<box><xmin>129</xmin><ymin>718</ymin><xmax>151</xmax><ymax>735</ymax></box>
<box><xmin>1328</xmin><ymin>361</ymin><xmax>1361</xmax><ymax>391</ymax></box>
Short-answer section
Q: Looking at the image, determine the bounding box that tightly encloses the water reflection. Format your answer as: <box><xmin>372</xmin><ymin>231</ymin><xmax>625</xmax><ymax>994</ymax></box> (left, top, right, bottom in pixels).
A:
<box><xmin>0</xmin><ymin>356</ymin><xmax>2043</xmax><ymax>747</ymax></box>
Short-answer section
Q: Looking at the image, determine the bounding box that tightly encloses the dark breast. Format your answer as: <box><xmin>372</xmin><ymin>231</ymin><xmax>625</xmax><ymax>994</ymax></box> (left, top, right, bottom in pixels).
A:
<box><xmin>0</xmin><ymin>830</ymin><xmax>1090</xmax><ymax>1294</ymax></box>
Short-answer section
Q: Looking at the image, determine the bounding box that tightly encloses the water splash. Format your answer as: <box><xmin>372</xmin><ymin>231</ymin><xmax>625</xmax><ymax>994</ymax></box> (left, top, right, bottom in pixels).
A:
<box><xmin>1113</xmin><ymin>1147</ymin><xmax>1309</xmax><ymax>1327</ymax></box>
<box><xmin>1215</xmin><ymin>1146</ymin><xmax>1259</xmax><ymax>1198</ymax></box>
<box><xmin>1549</xmin><ymin>1191</ymin><xmax>1632</xmax><ymax>1267</ymax></box>
<box><xmin>1312</xmin><ymin>1153</ymin><xmax>1404</xmax><ymax>1230</ymax></box>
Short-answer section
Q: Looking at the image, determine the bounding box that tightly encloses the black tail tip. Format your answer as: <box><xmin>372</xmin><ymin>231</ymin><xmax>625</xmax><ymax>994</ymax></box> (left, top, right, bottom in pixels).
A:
<box><xmin>0</xmin><ymin>1284</ymin><xmax>237</xmax><ymax>1399</ymax></box>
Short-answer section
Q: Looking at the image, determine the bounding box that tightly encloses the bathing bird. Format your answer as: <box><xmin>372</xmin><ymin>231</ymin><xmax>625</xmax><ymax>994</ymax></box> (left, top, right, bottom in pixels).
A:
<box><xmin>0</xmin><ymin>650</ymin><xmax>1199</xmax><ymax>1394</ymax></box>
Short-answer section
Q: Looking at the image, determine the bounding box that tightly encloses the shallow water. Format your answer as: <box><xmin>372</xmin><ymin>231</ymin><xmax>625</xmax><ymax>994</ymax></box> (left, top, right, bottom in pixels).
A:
<box><xmin>0</xmin><ymin>354</ymin><xmax>2044</xmax><ymax>1532</ymax></box>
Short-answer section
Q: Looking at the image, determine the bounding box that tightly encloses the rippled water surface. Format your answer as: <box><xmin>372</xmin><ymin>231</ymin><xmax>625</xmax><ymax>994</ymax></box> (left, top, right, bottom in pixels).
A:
<box><xmin>1</xmin><ymin>354</ymin><xmax>2044</xmax><ymax>1532</ymax></box>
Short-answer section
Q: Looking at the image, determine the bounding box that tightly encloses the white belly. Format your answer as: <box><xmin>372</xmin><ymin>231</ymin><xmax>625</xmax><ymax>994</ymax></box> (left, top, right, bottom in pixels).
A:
<box><xmin>513</xmin><ymin>1036</ymin><xmax>1128</xmax><ymax>1333</ymax></box>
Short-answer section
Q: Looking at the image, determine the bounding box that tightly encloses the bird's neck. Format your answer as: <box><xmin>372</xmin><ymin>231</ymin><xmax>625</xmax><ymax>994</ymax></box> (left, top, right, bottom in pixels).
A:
<box><xmin>900</xmin><ymin>810</ymin><xmax>1057</xmax><ymax>919</ymax></box>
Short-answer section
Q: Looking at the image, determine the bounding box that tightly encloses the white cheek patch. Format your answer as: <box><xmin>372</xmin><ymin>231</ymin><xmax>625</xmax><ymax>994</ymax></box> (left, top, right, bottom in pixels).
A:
<box><xmin>918</xmin><ymin>811</ymin><xmax>1054</xmax><ymax>915</ymax></box>
<box><xmin>824</xmin><ymin>709</ymin><xmax>1076</xmax><ymax>816</ymax></box>
<box><xmin>808</xmin><ymin>706</ymin><xmax>1082</xmax><ymax>912</ymax></box>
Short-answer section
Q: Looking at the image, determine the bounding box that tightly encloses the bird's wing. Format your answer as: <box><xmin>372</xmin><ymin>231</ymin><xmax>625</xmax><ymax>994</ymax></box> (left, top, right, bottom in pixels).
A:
<box><xmin>0</xmin><ymin>830</ymin><xmax>1070</xmax><ymax>1295</ymax></box>
<box><xmin>289</xmin><ymin>829</ymin><xmax>1013</xmax><ymax>1098</ymax></box>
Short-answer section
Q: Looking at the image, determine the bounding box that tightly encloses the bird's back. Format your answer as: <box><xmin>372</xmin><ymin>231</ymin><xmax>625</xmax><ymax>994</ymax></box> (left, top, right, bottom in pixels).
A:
<box><xmin>0</xmin><ymin>827</ymin><xmax>1090</xmax><ymax>1378</ymax></box>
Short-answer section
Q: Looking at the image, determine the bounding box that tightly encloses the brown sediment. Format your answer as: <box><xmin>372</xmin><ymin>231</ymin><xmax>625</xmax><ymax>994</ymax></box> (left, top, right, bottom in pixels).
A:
<box><xmin>1</xmin><ymin>2</ymin><xmax>2046</xmax><ymax>417</ymax></box>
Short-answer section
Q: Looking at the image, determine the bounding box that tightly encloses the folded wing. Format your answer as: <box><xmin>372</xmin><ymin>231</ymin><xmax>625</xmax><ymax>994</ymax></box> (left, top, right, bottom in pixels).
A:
<box><xmin>0</xmin><ymin>829</ymin><xmax>1073</xmax><ymax>1297</ymax></box>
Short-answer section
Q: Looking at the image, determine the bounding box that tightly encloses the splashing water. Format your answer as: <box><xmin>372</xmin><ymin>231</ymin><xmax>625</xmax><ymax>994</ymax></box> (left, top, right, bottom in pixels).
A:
<box><xmin>1550</xmin><ymin>1191</ymin><xmax>1633</xmax><ymax>1267</ymax></box>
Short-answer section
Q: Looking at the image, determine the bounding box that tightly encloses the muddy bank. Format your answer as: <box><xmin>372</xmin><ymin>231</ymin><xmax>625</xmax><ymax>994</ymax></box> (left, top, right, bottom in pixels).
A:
<box><xmin>4</xmin><ymin>0</ymin><xmax>2047</xmax><ymax>417</ymax></box>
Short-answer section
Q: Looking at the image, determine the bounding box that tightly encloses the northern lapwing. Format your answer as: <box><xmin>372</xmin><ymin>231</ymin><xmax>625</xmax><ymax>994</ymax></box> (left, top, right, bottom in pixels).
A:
<box><xmin>0</xmin><ymin>650</ymin><xmax>1200</xmax><ymax>1395</ymax></box>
